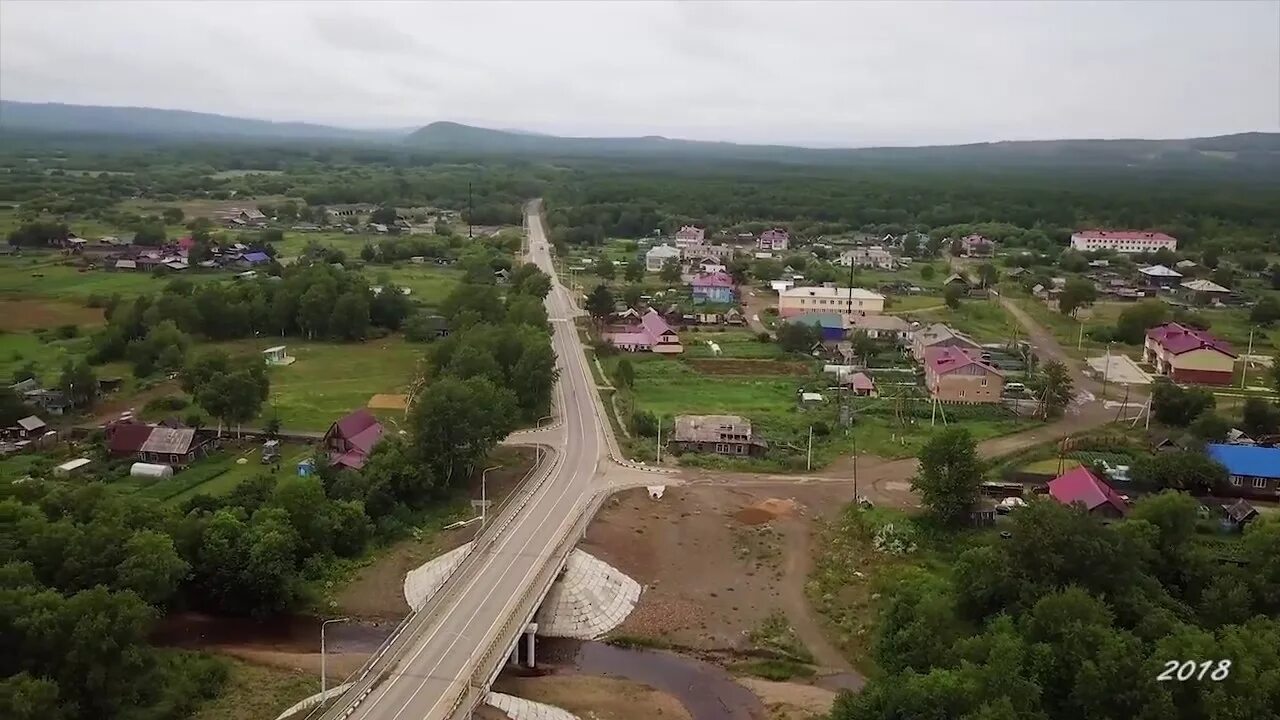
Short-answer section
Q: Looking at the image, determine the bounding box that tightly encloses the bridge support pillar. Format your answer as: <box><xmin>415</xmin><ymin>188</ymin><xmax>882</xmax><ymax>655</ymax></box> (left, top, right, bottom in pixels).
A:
<box><xmin>525</xmin><ymin>622</ymin><xmax>538</xmax><ymax>668</ymax></box>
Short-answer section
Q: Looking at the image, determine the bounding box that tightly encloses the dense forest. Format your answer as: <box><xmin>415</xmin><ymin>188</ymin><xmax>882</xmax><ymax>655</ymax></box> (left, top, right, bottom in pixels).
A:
<box><xmin>0</xmin><ymin>264</ymin><xmax>556</xmax><ymax>720</ymax></box>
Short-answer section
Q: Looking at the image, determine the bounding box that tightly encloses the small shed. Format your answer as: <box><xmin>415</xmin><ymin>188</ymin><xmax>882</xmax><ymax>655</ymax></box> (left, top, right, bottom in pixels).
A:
<box><xmin>297</xmin><ymin>458</ymin><xmax>315</xmax><ymax>477</ymax></box>
<box><xmin>263</xmin><ymin>345</ymin><xmax>295</xmax><ymax>366</ymax></box>
<box><xmin>1222</xmin><ymin>499</ymin><xmax>1259</xmax><ymax>530</ymax></box>
<box><xmin>845</xmin><ymin>372</ymin><xmax>876</xmax><ymax>397</ymax></box>
<box><xmin>54</xmin><ymin>458</ymin><xmax>91</xmax><ymax>477</ymax></box>
<box><xmin>130</xmin><ymin>462</ymin><xmax>174</xmax><ymax>479</ymax></box>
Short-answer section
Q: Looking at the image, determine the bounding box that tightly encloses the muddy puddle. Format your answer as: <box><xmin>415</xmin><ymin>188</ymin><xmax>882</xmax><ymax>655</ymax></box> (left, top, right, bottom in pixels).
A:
<box><xmin>529</xmin><ymin>639</ymin><xmax>767</xmax><ymax>720</ymax></box>
<box><xmin>152</xmin><ymin>611</ymin><xmax>395</xmax><ymax>654</ymax></box>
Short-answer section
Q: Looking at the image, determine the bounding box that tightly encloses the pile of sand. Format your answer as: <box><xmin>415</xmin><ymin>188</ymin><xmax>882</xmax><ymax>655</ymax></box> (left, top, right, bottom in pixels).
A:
<box><xmin>733</xmin><ymin>498</ymin><xmax>799</xmax><ymax>525</ymax></box>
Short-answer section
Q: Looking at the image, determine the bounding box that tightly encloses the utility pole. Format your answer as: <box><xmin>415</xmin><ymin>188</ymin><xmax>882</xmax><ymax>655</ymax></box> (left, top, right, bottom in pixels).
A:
<box><xmin>1101</xmin><ymin>342</ymin><xmax>1112</xmax><ymax>398</ymax></box>
<box><xmin>852</xmin><ymin>434</ymin><xmax>859</xmax><ymax>501</ymax></box>
<box><xmin>1077</xmin><ymin>321</ymin><xmax>1083</xmax><ymax>351</ymax></box>
<box><xmin>656</xmin><ymin>416</ymin><xmax>662</xmax><ymax>464</ymax></box>
<box><xmin>806</xmin><ymin>425</ymin><xmax>813</xmax><ymax>471</ymax></box>
<box><xmin>467</xmin><ymin>182</ymin><xmax>473</xmax><ymax>239</ymax></box>
<box><xmin>1240</xmin><ymin>328</ymin><xmax>1255</xmax><ymax>390</ymax></box>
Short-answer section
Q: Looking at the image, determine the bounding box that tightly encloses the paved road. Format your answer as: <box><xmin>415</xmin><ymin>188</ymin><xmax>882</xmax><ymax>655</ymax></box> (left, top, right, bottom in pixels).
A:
<box><xmin>329</xmin><ymin>201</ymin><xmax>607</xmax><ymax>720</ymax></box>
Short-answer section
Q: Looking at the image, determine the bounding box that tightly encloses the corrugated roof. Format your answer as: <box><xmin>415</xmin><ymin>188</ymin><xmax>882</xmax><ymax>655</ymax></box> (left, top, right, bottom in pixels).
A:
<box><xmin>1138</xmin><ymin>264</ymin><xmax>1182</xmax><ymax>278</ymax></box>
<box><xmin>1207</xmin><ymin>444</ymin><xmax>1280</xmax><ymax>480</ymax></box>
<box><xmin>1147</xmin><ymin>322</ymin><xmax>1235</xmax><ymax>357</ymax></box>
<box><xmin>1048</xmin><ymin>467</ymin><xmax>1128</xmax><ymax>515</ymax></box>
<box><xmin>140</xmin><ymin>427</ymin><xmax>197</xmax><ymax>454</ymax></box>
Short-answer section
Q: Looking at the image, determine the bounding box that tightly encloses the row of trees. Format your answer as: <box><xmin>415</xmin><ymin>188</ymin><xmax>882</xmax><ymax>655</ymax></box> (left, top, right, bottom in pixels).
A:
<box><xmin>840</xmin><ymin>428</ymin><xmax>1280</xmax><ymax>719</ymax></box>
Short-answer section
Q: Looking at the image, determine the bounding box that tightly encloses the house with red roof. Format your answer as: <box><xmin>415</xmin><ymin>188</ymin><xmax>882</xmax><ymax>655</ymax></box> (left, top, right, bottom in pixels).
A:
<box><xmin>1070</xmin><ymin>229</ymin><xmax>1177</xmax><ymax>254</ymax></box>
<box><xmin>757</xmin><ymin>229</ymin><xmax>790</xmax><ymax>252</ymax></box>
<box><xmin>603</xmin><ymin>309</ymin><xmax>683</xmax><ymax>354</ymax></box>
<box><xmin>958</xmin><ymin>234</ymin><xmax>994</xmax><ymax>257</ymax></box>
<box><xmin>106</xmin><ymin>418</ymin><xmax>214</xmax><ymax>468</ymax></box>
<box><xmin>690</xmin><ymin>271</ymin><xmax>735</xmax><ymax>304</ymax></box>
<box><xmin>325</xmin><ymin>409</ymin><xmax>385</xmax><ymax>470</ymax></box>
<box><xmin>923</xmin><ymin>346</ymin><xmax>1004</xmax><ymax>403</ymax></box>
<box><xmin>674</xmin><ymin>225</ymin><xmax>706</xmax><ymax>248</ymax></box>
<box><xmin>1048</xmin><ymin>467</ymin><xmax>1128</xmax><ymax>518</ymax></box>
<box><xmin>1144</xmin><ymin>322</ymin><xmax>1237</xmax><ymax>385</ymax></box>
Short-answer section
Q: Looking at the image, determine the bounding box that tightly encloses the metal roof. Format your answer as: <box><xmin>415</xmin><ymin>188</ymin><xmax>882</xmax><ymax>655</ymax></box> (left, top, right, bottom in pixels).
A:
<box><xmin>140</xmin><ymin>427</ymin><xmax>197</xmax><ymax>454</ymax></box>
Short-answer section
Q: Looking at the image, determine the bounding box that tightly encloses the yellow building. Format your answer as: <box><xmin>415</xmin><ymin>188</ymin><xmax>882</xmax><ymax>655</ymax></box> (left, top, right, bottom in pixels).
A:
<box><xmin>777</xmin><ymin>286</ymin><xmax>884</xmax><ymax>321</ymax></box>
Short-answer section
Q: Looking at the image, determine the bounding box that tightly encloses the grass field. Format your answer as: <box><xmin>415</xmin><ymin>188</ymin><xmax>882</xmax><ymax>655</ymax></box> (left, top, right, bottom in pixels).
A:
<box><xmin>162</xmin><ymin>443</ymin><xmax>314</xmax><ymax>507</ymax></box>
<box><xmin>0</xmin><ymin>332</ymin><xmax>95</xmax><ymax>385</ymax></box>
<box><xmin>679</xmin><ymin>329</ymin><xmax>790</xmax><ymax>359</ymax></box>
<box><xmin>885</xmin><ymin>294</ymin><xmax>945</xmax><ymax>313</ymax></box>
<box><xmin>191</xmin><ymin>657</ymin><xmax>316</xmax><ymax>720</ymax></box>
<box><xmin>380</xmin><ymin>266</ymin><xmax>464</xmax><ymax>307</ymax></box>
<box><xmin>916</xmin><ymin>298</ymin><xmax>1021</xmax><ymax>343</ymax></box>
<box><xmin>606</xmin><ymin>354</ymin><xmax>1024</xmax><ymax>464</ymax></box>
<box><xmin>211</xmin><ymin>337</ymin><xmax>423</xmax><ymax>431</ymax></box>
<box><xmin>0</xmin><ymin>255</ymin><xmax>233</xmax><ymax>299</ymax></box>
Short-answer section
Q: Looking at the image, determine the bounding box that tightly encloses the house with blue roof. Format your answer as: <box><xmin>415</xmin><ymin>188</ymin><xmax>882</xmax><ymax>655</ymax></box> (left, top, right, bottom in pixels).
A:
<box><xmin>239</xmin><ymin>251</ymin><xmax>271</xmax><ymax>267</ymax></box>
<box><xmin>787</xmin><ymin>313</ymin><xmax>845</xmax><ymax>343</ymax></box>
<box><xmin>1206</xmin><ymin>444</ymin><xmax>1280</xmax><ymax>501</ymax></box>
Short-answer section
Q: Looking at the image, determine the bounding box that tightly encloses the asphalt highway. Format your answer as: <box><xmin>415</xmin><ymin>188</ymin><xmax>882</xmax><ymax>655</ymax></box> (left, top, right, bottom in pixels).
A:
<box><xmin>331</xmin><ymin>202</ymin><xmax>606</xmax><ymax>720</ymax></box>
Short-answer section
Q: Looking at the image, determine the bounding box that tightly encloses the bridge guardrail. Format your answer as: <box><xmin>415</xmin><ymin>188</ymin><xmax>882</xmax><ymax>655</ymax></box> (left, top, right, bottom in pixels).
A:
<box><xmin>312</xmin><ymin>440</ymin><xmax>563</xmax><ymax>720</ymax></box>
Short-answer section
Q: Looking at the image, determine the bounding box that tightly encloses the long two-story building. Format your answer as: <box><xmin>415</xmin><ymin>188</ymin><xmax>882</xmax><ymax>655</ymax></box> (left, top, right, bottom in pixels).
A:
<box><xmin>777</xmin><ymin>286</ymin><xmax>885</xmax><ymax>320</ymax></box>
<box><xmin>1070</xmin><ymin>229</ymin><xmax>1177</xmax><ymax>254</ymax></box>
<box><xmin>1144</xmin><ymin>322</ymin><xmax>1236</xmax><ymax>386</ymax></box>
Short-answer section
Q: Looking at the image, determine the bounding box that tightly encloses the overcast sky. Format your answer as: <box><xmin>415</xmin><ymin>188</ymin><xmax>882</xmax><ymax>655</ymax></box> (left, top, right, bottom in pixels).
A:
<box><xmin>1</xmin><ymin>1</ymin><xmax>1277</xmax><ymax>147</ymax></box>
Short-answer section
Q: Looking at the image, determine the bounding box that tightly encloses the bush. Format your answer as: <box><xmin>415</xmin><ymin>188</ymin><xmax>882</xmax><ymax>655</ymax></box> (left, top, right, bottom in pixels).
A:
<box><xmin>56</xmin><ymin>324</ymin><xmax>79</xmax><ymax>339</ymax></box>
<box><xmin>144</xmin><ymin>394</ymin><xmax>190</xmax><ymax>413</ymax></box>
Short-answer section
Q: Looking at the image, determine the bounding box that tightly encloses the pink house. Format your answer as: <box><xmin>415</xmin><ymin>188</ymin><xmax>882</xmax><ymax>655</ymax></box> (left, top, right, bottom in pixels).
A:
<box><xmin>674</xmin><ymin>225</ymin><xmax>706</xmax><ymax>248</ymax></box>
<box><xmin>690</xmin><ymin>271</ymin><xmax>735</xmax><ymax>303</ymax></box>
<box><xmin>959</xmin><ymin>234</ymin><xmax>993</xmax><ymax>257</ymax></box>
<box><xmin>604</xmin><ymin>309</ymin><xmax>683</xmax><ymax>354</ymax></box>
<box><xmin>924</xmin><ymin>346</ymin><xmax>1004</xmax><ymax>403</ymax></box>
<box><xmin>1048</xmin><ymin>467</ymin><xmax>1128</xmax><ymax>518</ymax></box>
<box><xmin>757</xmin><ymin>229</ymin><xmax>790</xmax><ymax>251</ymax></box>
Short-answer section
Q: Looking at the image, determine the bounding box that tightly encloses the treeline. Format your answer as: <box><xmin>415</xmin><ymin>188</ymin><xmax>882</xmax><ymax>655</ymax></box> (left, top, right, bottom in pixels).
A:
<box><xmin>832</xmin><ymin>492</ymin><xmax>1280</xmax><ymax>720</ymax></box>
<box><xmin>89</xmin><ymin>261</ymin><xmax>413</xmax><ymax>374</ymax></box>
<box><xmin>2</xmin><ymin>483</ymin><xmax>227</xmax><ymax>719</ymax></box>
<box><xmin>359</xmin><ymin>263</ymin><xmax>557</xmax><ymax>503</ymax></box>
<box><xmin>543</xmin><ymin>165</ymin><xmax>1280</xmax><ymax>252</ymax></box>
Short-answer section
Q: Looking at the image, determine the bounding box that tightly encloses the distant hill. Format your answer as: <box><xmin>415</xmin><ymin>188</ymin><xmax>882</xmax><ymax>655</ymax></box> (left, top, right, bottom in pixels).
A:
<box><xmin>406</xmin><ymin>121</ymin><xmax>1280</xmax><ymax>174</ymax></box>
<box><xmin>0</xmin><ymin>100</ymin><xmax>400</xmax><ymax>142</ymax></box>
<box><xmin>2</xmin><ymin>101</ymin><xmax>1276</xmax><ymax>176</ymax></box>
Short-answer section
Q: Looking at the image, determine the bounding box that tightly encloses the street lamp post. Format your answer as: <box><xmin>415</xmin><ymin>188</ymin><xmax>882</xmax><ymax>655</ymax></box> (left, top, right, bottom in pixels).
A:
<box><xmin>479</xmin><ymin>465</ymin><xmax>501</xmax><ymax>533</ymax></box>
<box><xmin>320</xmin><ymin>617</ymin><xmax>350</xmax><ymax>698</ymax></box>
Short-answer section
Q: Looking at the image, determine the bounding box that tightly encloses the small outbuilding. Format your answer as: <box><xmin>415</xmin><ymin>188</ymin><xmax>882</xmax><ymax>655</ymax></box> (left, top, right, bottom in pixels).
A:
<box><xmin>130</xmin><ymin>462</ymin><xmax>174</xmax><ymax>480</ymax></box>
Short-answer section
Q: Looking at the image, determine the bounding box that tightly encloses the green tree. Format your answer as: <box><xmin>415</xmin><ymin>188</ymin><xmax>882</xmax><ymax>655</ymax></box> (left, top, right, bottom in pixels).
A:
<box><xmin>594</xmin><ymin>255</ymin><xmax>616</xmax><ymax>280</ymax></box>
<box><xmin>849</xmin><ymin>330</ymin><xmax>878</xmax><ymax>364</ymax></box>
<box><xmin>370</xmin><ymin>205</ymin><xmax>398</xmax><ymax>225</ymax></box>
<box><xmin>614</xmin><ymin>357</ymin><xmax>635</xmax><ymax>389</ymax></box>
<box><xmin>1241</xmin><ymin>397</ymin><xmax>1280</xmax><ymax>437</ymax></box>
<box><xmin>1129</xmin><ymin>451</ymin><xmax>1227</xmax><ymax>493</ymax></box>
<box><xmin>625</xmin><ymin>257</ymin><xmax>645</xmax><ymax>282</ymax></box>
<box><xmin>409</xmin><ymin>376</ymin><xmax>517</xmax><ymax>488</ymax></box>
<box><xmin>1249</xmin><ymin>295</ymin><xmax>1280</xmax><ymax>325</ymax></box>
<box><xmin>1188</xmin><ymin>411</ymin><xmax>1230</xmax><ymax>442</ymax></box>
<box><xmin>944</xmin><ymin>283</ymin><xmax>964</xmax><ymax>309</ymax></box>
<box><xmin>1150</xmin><ymin>379</ymin><xmax>1214</xmax><ymax>426</ymax></box>
<box><xmin>659</xmin><ymin>257</ymin><xmax>682</xmax><ymax>283</ymax></box>
<box><xmin>58</xmin><ymin>360</ymin><xmax>97</xmax><ymax>409</ymax></box>
<box><xmin>330</xmin><ymin>291</ymin><xmax>371</xmax><ymax>341</ymax></box>
<box><xmin>1057</xmin><ymin>278</ymin><xmax>1098</xmax><ymax>316</ymax></box>
<box><xmin>360</xmin><ymin>243</ymin><xmax>377</xmax><ymax>262</ymax></box>
<box><xmin>1114</xmin><ymin>300</ymin><xmax>1169</xmax><ymax>344</ymax></box>
<box><xmin>1028</xmin><ymin>360</ymin><xmax>1074</xmax><ymax>419</ymax></box>
<box><xmin>920</xmin><ymin>264</ymin><xmax>936</xmax><ymax>281</ymax></box>
<box><xmin>115</xmin><ymin>530</ymin><xmax>188</xmax><ymax>606</ymax></box>
<box><xmin>977</xmin><ymin>263</ymin><xmax>999</xmax><ymax>288</ymax></box>
<box><xmin>161</xmin><ymin>207</ymin><xmax>184</xmax><ymax>225</ymax></box>
<box><xmin>585</xmin><ymin>283</ymin><xmax>615</xmax><ymax>323</ymax></box>
<box><xmin>776</xmin><ymin>321</ymin><xmax>822</xmax><ymax>353</ymax></box>
<box><xmin>912</xmin><ymin>428</ymin><xmax>983</xmax><ymax>526</ymax></box>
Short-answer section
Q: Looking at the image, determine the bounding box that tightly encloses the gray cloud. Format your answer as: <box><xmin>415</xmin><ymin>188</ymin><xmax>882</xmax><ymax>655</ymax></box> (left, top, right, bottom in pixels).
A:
<box><xmin>1</xmin><ymin>0</ymin><xmax>1276</xmax><ymax>146</ymax></box>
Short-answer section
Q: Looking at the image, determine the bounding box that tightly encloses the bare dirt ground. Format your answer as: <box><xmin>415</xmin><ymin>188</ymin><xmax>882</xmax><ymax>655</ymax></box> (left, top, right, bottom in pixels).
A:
<box><xmin>333</xmin><ymin>446</ymin><xmax>538</xmax><ymax>620</ymax></box>
<box><xmin>737</xmin><ymin>677</ymin><xmax>839</xmax><ymax>720</ymax></box>
<box><xmin>0</xmin><ymin>297</ymin><xmax>104</xmax><ymax>330</ymax></box>
<box><xmin>579</xmin><ymin>484</ymin><xmax>855</xmax><ymax>676</ymax></box>
<box><xmin>492</xmin><ymin>676</ymin><xmax>692</xmax><ymax>720</ymax></box>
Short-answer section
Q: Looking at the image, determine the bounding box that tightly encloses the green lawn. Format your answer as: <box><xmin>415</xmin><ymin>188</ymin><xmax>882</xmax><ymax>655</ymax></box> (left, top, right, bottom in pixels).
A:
<box><xmin>163</xmin><ymin>443</ymin><xmax>314</xmax><ymax>507</ymax></box>
<box><xmin>379</xmin><ymin>266</ymin><xmax>464</xmax><ymax>307</ymax></box>
<box><xmin>916</xmin><ymin>299</ymin><xmax>1021</xmax><ymax>343</ymax></box>
<box><xmin>211</xmin><ymin>337</ymin><xmax>422</xmax><ymax>431</ymax></box>
<box><xmin>0</xmin><ymin>256</ymin><xmax>233</xmax><ymax>299</ymax></box>
<box><xmin>0</xmin><ymin>332</ymin><xmax>93</xmax><ymax>385</ymax></box>
<box><xmin>885</xmin><ymin>294</ymin><xmax>945</xmax><ymax>313</ymax></box>
<box><xmin>191</xmin><ymin>657</ymin><xmax>316</xmax><ymax>720</ymax></box>
<box><xmin>680</xmin><ymin>329</ymin><xmax>790</xmax><ymax>359</ymax></box>
<box><xmin>606</xmin><ymin>354</ymin><xmax>1025</xmax><ymax>465</ymax></box>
